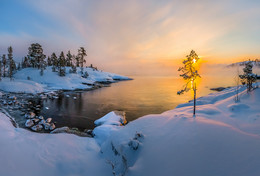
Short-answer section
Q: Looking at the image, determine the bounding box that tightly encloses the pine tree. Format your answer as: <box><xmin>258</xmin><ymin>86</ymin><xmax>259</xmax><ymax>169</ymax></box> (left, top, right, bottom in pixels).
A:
<box><xmin>239</xmin><ymin>61</ymin><xmax>257</xmax><ymax>92</ymax></box>
<box><xmin>58</xmin><ymin>51</ymin><xmax>66</xmax><ymax>76</ymax></box>
<box><xmin>8</xmin><ymin>46</ymin><xmax>16</xmax><ymax>80</ymax></box>
<box><xmin>28</xmin><ymin>43</ymin><xmax>46</xmax><ymax>69</ymax></box>
<box><xmin>2</xmin><ymin>54</ymin><xmax>7</xmax><ymax>77</ymax></box>
<box><xmin>66</xmin><ymin>51</ymin><xmax>73</xmax><ymax>67</ymax></box>
<box><xmin>47</xmin><ymin>56</ymin><xmax>52</xmax><ymax>66</ymax></box>
<box><xmin>22</xmin><ymin>56</ymin><xmax>30</xmax><ymax>68</ymax></box>
<box><xmin>51</xmin><ymin>53</ymin><xmax>58</xmax><ymax>72</ymax></box>
<box><xmin>0</xmin><ymin>60</ymin><xmax>2</xmax><ymax>81</ymax></box>
<box><xmin>177</xmin><ymin>50</ymin><xmax>201</xmax><ymax>116</ymax></box>
<box><xmin>77</xmin><ymin>47</ymin><xmax>87</xmax><ymax>75</ymax></box>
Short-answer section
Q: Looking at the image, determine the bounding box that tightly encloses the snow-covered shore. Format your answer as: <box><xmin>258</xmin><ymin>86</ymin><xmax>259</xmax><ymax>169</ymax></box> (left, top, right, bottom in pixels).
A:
<box><xmin>0</xmin><ymin>67</ymin><xmax>131</xmax><ymax>93</ymax></box>
<box><xmin>0</xmin><ymin>83</ymin><xmax>260</xmax><ymax>176</ymax></box>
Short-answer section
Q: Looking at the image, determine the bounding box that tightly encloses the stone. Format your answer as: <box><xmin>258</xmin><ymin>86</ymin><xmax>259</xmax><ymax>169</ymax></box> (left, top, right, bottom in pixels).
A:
<box><xmin>38</xmin><ymin>119</ymin><xmax>45</xmax><ymax>125</ymax></box>
<box><xmin>44</xmin><ymin>123</ymin><xmax>51</xmax><ymax>130</ymax></box>
<box><xmin>49</xmin><ymin>123</ymin><xmax>56</xmax><ymax>131</ymax></box>
<box><xmin>45</xmin><ymin>118</ymin><xmax>52</xmax><ymax>123</ymax></box>
<box><xmin>31</xmin><ymin>124</ymin><xmax>43</xmax><ymax>132</ymax></box>
<box><xmin>25</xmin><ymin>119</ymin><xmax>34</xmax><ymax>127</ymax></box>
<box><xmin>38</xmin><ymin>116</ymin><xmax>44</xmax><ymax>120</ymax></box>
<box><xmin>50</xmin><ymin>126</ymin><xmax>70</xmax><ymax>134</ymax></box>
<box><xmin>33</xmin><ymin>118</ymin><xmax>40</xmax><ymax>123</ymax></box>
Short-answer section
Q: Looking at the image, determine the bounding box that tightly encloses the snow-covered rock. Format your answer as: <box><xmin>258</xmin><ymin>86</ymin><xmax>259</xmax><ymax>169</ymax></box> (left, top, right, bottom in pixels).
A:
<box><xmin>94</xmin><ymin>111</ymin><xmax>127</xmax><ymax>126</ymax></box>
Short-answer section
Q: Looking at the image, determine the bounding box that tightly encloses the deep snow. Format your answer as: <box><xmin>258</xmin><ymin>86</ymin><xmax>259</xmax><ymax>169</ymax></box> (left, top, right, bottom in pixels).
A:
<box><xmin>0</xmin><ymin>83</ymin><xmax>260</xmax><ymax>176</ymax></box>
<box><xmin>0</xmin><ymin>67</ymin><xmax>131</xmax><ymax>93</ymax></box>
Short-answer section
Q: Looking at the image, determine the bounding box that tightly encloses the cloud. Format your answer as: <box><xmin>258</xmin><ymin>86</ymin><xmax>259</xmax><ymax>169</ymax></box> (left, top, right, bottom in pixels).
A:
<box><xmin>1</xmin><ymin>0</ymin><xmax>260</xmax><ymax>75</ymax></box>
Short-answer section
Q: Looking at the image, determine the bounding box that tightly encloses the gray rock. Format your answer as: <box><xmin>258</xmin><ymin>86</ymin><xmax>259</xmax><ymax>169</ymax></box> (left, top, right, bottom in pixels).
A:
<box><xmin>49</xmin><ymin>123</ymin><xmax>56</xmax><ymax>130</ymax></box>
<box><xmin>31</xmin><ymin>124</ymin><xmax>43</xmax><ymax>132</ymax></box>
<box><xmin>45</xmin><ymin>118</ymin><xmax>52</xmax><ymax>123</ymax></box>
<box><xmin>25</xmin><ymin>119</ymin><xmax>34</xmax><ymax>127</ymax></box>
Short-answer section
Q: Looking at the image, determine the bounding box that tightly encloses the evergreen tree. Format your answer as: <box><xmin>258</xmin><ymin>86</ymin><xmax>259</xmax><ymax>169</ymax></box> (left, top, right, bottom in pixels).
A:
<box><xmin>66</xmin><ymin>51</ymin><xmax>73</xmax><ymax>67</ymax></box>
<box><xmin>28</xmin><ymin>43</ymin><xmax>46</xmax><ymax>69</ymax></box>
<box><xmin>8</xmin><ymin>46</ymin><xmax>16</xmax><ymax>80</ymax></box>
<box><xmin>57</xmin><ymin>51</ymin><xmax>66</xmax><ymax>76</ymax></box>
<box><xmin>47</xmin><ymin>56</ymin><xmax>52</xmax><ymax>66</ymax></box>
<box><xmin>22</xmin><ymin>56</ymin><xmax>30</xmax><ymax>68</ymax></box>
<box><xmin>77</xmin><ymin>47</ymin><xmax>87</xmax><ymax>75</ymax></box>
<box><xmin>177</xmin><ymin>50</ymin><xmax>200</xmax><ymax>116</ymax></box>
<box><xmin>51</xmin><ymin>53</ymin><xmax>58</xmax><ymax>72</ymax></box>
<box><xmin>0</xmin><ymin>60</ymin><xmax>2</xmax><ymax>81</ymax></box>
<box><xmin>239</xmin><ymin>61</ymin><xmax>257</xmax><ymax>92</ymax></box>
<box><xmin>2</xmin><ymin>54</ymin><xmax>7</xmax><ymax>77</ymax></box>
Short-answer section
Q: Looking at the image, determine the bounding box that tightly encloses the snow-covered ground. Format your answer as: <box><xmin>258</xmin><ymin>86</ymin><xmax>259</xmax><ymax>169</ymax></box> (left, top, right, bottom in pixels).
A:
<box><xmin>0</xmin><ymin>83</ymin><xmax>260</xmax><ymax>176</ymax></box>
<box><xmin>0</xmin><ymin>67</ymin><xmax>131</xmax><ymax>93</ymax></box>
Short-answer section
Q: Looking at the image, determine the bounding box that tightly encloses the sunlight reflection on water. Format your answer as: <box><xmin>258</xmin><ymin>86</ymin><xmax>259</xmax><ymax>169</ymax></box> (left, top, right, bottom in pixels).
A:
<box><xmin>41</xmin><ymin>74</ymin><xmax>239</xmax><ymax>130</ymax></box>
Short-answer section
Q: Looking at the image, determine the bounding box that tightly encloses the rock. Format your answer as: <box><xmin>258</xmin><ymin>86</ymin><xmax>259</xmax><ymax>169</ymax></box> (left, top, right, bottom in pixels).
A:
<box><xmin>38</xmin><ymin>119</ymin><xmax>46</xmax><ymax>125</ymax></box>
<box><xmin>31</xmin><ymin>124</ymin><xmax>43</xmax><ymax>132</ymax></box>
<box><xmin>33</xmin><ymin>118</ymin><xmax>40</xmax><ymax>123</ymax></box>
<box><xmin>25</xmin><ymin>119</ymin><xmax>34</xmax><ymax>127</ymax></box>
<box><xmin>25</xmin><ymin>112</ymin><xmax>36</xmax><ymax>119</ymax></box>
<box><xmin>46</xmin><ymin>118</ymin><xmax>52</xmax><ymax>123</ymax></box>
<box><xmin>38</xmin><ymin>116</ymin><xmax>44</xmax><ymax>120</ymax></box>
<box><xmin>49</xmin><ymin>123</ymin><xmax>56</xmax><ymax>130</ymax></box>
<box><xmin>50</xmin><ymin>126</ymin><xmax>70</xmax><ymax>134</ymax></box>
<box><xmin>43</xmin><ymin>123</ymin><xmax>51</xmax><ymax>130</ymax></box>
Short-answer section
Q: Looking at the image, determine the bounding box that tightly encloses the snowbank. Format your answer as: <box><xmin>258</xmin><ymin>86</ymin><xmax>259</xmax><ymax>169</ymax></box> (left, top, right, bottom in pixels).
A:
<box><xmin>0</xmin><ymin>67</ymin><xmax>131</xmax><ymax>93</ymax></box>
<box><xmin>93</xmin><ymin>84</ymin><xmax>260</xmax><ymax>176</ymax></box>
<box><xmin>0</xmin><ymin>112</ymin><xmax>112</xmax><ymax>176</ymax></box>
<box><xmin>1</xmin><ymin>83</ymin><xmax>260</xmax><ymax>176</ymax></box>
<box><xmin>0</xmin><ymin>78</ymin><xmax>45</xmax><ymax>93</ymax></box>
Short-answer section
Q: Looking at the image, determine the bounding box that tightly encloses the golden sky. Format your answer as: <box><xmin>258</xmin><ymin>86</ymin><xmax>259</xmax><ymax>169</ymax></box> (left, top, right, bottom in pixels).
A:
<box><xmin>0</xmin><ymin>0</ymin><xmax>260</xmax><ymax>76</ymax></box>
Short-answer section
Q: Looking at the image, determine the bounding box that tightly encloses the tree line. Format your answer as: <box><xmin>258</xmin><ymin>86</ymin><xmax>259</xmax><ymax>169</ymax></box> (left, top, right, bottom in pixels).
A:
<box><xmin>0</xmin><ymin>43</ymin><xmax>96</xmax><ymax>80</ymax></box>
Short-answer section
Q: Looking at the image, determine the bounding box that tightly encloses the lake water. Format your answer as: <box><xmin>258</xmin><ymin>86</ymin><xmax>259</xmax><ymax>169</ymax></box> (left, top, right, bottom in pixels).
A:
<box><xmin>40</xmin><ymin>75</ymin><xmax>238</xmax><ymax>130</ymax></box>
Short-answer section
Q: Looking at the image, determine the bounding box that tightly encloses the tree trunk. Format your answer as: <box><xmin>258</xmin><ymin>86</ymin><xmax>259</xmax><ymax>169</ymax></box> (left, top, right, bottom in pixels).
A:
<box><xmin>193</xmin><ymin>83</ymin><xmax>196</xmax><ymax>117</ymax></box>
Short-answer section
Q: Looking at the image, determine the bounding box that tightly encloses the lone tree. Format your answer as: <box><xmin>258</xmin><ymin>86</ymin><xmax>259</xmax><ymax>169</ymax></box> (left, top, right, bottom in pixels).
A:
<box><xmin>239</xmin><ymin>61</ymin><xmax>257</xmax><ymax>92</ymax></box>
<box><xmin>177</xmin><ymin>50</ymin><xmax>201</xmax><ymax>116</ymax></box>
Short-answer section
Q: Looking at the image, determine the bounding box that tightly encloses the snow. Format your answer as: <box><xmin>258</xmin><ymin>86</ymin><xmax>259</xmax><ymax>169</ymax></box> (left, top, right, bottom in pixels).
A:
<box><xmin>0</xmin><ymin>82</ymin><xmax>260</xmax><ymax>175</ymax></box>
<box><xmin>0</xmin><ymin>67</ymin><xmax>131</xmax><ymax>93</ymax></box>
<box><xmin>0</xmin><ymin>112</ymin><xmax>112</xmax><ymax>176</ymax></box>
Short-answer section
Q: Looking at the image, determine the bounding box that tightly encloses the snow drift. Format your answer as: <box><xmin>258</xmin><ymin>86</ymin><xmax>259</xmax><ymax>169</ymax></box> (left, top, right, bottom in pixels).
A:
<box><xmin>0</xmin><ymin>83</ymin><xmax>260</xmax><ymax>176</ymax></box>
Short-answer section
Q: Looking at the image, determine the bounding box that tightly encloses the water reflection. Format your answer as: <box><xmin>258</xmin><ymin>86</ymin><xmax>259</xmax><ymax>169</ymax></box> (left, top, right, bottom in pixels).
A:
<box><xmin>41</xmin><ymin>75</ymin><xmax>238</xmax><ymax>130</ymax></box>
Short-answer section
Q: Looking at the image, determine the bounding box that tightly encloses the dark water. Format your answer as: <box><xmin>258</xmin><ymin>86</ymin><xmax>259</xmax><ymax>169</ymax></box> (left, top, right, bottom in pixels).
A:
<box><xmin>40</xmin><ymin>76</ymin><xmax>238</xmax><ymax>130</ymax></box>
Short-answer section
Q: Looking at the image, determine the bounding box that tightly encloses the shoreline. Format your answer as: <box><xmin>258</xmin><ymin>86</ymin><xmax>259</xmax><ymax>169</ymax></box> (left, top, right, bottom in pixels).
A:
<box><xmin>0</xmin><ymin>78</ymin><xmax>132</xmax><ymax>136</ymax></box>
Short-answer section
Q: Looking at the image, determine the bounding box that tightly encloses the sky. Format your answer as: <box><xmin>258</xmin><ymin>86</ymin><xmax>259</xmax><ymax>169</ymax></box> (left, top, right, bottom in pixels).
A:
<box><xmin>0</xmin><ymin>0</ymin><xmax>260</xmax><ymax>76</ymax></box>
